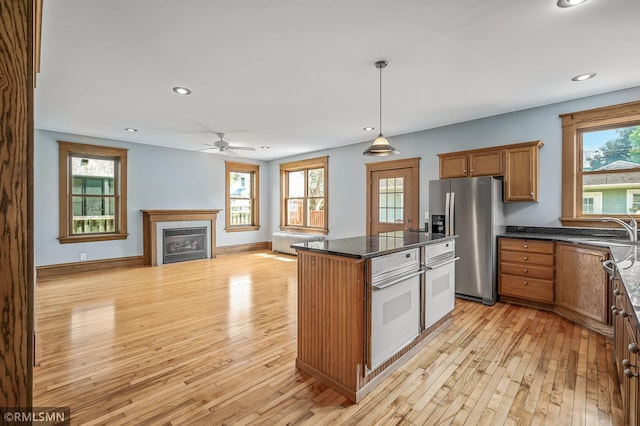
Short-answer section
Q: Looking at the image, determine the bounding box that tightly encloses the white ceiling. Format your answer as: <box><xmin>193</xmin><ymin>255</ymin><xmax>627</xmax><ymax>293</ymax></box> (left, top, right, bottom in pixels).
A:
<box><xmin>35</xmin><ymin>0</ymin><xmax>640</xmax><ymax>161</ymax></box>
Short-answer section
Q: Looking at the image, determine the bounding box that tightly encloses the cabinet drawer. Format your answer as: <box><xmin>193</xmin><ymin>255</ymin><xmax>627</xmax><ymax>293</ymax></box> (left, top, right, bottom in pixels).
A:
<box><xmin>500</xmin><ymin>274</ymin><xmax>554</xmax><ymax>303</ymax></box>
<box><xmin>500</xmin><ymin>251</ymin><xmax>554</xmax><ymax>266</ymax></box>
<box><xmin>500</xmin><ymin>238</ymin><xmax>554</xmax><ymax>254</ymax></box>
<box><xmin>500</xmin><ymin>262</ymin><xmax>554</xmax><ymax>280</ymax></box>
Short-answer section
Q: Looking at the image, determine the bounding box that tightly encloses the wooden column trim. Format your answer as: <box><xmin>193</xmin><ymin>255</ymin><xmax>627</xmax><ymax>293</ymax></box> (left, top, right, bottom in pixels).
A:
<box><xmin>141</xmin><ymin>209</ymin><xmax>221</xmax><ymax>266</ymax></box>
<box><xmin>0</xmin><ymin>0</ymin><xmax>34</xmax><ymax>407</ymax></box>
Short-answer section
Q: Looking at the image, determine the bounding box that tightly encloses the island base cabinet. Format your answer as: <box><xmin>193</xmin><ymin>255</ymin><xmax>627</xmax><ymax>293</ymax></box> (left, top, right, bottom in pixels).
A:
<box><xmin>296</xmin><ymin>251</ymin><xmax>366</xmax><ymax>400</ymax></box>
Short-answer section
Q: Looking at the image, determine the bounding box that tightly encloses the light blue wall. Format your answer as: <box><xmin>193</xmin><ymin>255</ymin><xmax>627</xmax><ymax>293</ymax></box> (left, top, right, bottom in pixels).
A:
<box><xmin>36</xmin><ymin>87</ymin><xmax>640</xmax><ymax>266</ymax></box>
<box><xmin>34</xmin><ymin>130</ymin><xmax>270</xmax><ymax>266</ymax></box>
<box><xmin>267</xmin><ymin>86</ymin><xmax>640</xmax><ymax>239</ymax></box>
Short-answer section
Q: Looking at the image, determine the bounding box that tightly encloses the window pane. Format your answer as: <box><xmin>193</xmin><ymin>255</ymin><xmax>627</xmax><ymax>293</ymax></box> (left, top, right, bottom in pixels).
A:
<box><xmin>288</xmin><ymin>171</ymin><xmax>305</xmax><ymax>197</ymax></box>
<box><xmin>307</xmin><ymin>198</ymin><xmax>324</xmax><ymax>227</ymax></box>
<box><xmin>287</xmin><ymin>198</ymin><xmax>304</xmax><ymax>225</ymax></box>
<box><xmin>71</xmin><ymin>157</ymin><xmax>115</xmax><ymax>195</ymax></box>
<box><xmin>71</xmin><ymin>195</ymin><xmax>115</xmax><ymax>234</ymax></box>
<box><xmin>230</xmin><ymin>172</ymin><xmax>252</xmax><ymax>198</ymax></box>
<box><xmin>308</xmin><ymin>168</ymin><xmax>324</xmax><ymax>197</ymax></box>
<box><xmin>583</xmin><ymin>125</ymin><xmax>640</xmax><ymax>171</ymax></box>
<box><xmin>230</xmin><ymin>199</ymin><xmax>252</xmax><ymax>225</ymax></box>
<box><xmin>582</xmin><ymin>125</ymin><xmax>640</xmax><ymax>215</ymax></box>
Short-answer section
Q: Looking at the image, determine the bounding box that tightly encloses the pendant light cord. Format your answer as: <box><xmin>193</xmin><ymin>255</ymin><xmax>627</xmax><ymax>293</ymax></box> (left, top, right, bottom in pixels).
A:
<box><xmin>379</xmin><ymin>64</ymin><xmax>383</xmax><ymax>136</ymax></box>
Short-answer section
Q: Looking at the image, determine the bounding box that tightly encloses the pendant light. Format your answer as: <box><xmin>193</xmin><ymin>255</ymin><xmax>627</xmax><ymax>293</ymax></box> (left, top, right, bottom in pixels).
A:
<box><xmin>363</xmin><ymin>60</ymin><xmax>399</xmax><ymax>156</ymax></box>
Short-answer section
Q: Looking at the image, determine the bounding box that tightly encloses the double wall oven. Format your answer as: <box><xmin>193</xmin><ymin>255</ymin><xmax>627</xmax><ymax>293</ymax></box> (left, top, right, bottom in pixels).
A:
<box><xmin>366</xmin><ymin>240</ymin><xmax>457</xmax><ymax>372</ymax></box>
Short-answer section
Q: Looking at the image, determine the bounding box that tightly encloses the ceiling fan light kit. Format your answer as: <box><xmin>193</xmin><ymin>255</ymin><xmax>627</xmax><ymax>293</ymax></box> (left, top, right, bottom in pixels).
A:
<box><xmin>363</xmin><ymin>60</ymin><xmax>399</xmax><ymax>157</ymax></box>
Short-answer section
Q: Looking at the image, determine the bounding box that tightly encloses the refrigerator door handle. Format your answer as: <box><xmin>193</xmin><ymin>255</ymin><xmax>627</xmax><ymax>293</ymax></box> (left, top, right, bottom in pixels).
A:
<box><xmin>450</xmin><ymin>192</ymin><xmax>455</xmax><ymax>235</ymax></box>
<box><xmin>444</xmin><ymin>192</ymin><xmax>450</xmax><ymax>236</ymax></box>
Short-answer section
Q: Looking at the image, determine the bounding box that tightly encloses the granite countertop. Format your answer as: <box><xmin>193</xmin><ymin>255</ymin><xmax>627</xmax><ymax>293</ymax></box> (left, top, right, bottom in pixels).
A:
<box><xmin>291</xmin><ymin>231</ymin><xmax>457</xmax><ymax>259</ymax></box>
<box><xmin>500</xmin><ymin>228</ymin><xmax>640</xmax><ymax>321</ymax></box>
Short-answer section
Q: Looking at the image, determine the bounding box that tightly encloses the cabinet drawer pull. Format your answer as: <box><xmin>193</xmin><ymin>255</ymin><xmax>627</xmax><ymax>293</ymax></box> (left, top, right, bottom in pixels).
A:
<box><xmin>523</xmin><ymin>281</ymin><xmax>528</xmax><ymax>286</ymax></box>
<box><xmin>622</xmin><ymin>359</ymin><xmax>636</xmax><ymax>369</ymax></box>
<box><xmin>620</xmin><ymin>310</ymin><xmax>630</xmax><ymax>318</ymax></box>
<box><xmin>614</xmin><ymin>289</ymin><xmax>621</xmax><ymax>296</ymax></box>
<box><xmin>624</xmin><ymin>368</ymin><xmax>639</xmax><ymax>379</ymax></box>
<box><xmin>629</xmin><ymin>343</ymin><xmax>639</xmax><ymax>354</ymax></box>
<box><xmin>523</xmin><ymin>269</ymin><xmax>528</xmax><ymax>273</ymax></box>
<box><xmin>611</xmin><ymin>305</ymin><xmax>620</xmax><ymax>315</ymax></box>
<box><xmin>523</xmin><ymin>256</ymin><xmax>528</xmax><ymax>261</ymax></box>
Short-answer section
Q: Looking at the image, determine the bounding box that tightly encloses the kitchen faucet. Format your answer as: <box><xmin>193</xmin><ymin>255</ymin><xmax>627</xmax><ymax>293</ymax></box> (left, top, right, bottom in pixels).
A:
<box><xmin>601</xmin><ymin>216</ymin><xmax>638</xmax><ymax>243</ymax></box>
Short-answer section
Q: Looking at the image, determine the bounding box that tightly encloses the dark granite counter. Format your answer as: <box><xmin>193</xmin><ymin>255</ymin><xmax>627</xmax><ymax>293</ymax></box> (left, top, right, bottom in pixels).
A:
<box><xmin>291</xmin><ymin>231</ymin><xmax>456</xmax><ymax>259</ymax></box>
<box><xmin>500</xmin><ymin>226</ymin><xmax>640</xmax><ymax>321</ymax></box>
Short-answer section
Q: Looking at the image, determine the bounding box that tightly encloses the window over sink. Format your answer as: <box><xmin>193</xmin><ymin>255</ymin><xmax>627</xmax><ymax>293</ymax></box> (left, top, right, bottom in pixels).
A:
<box><xmin>560</xmin><ymin>101</ymin><xmax>640</xmax><ymax>227</ymax></box>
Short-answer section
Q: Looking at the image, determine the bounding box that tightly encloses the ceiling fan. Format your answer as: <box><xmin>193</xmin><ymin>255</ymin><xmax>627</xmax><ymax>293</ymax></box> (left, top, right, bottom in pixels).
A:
<box><xmin>201</xmin><ymin>133</ymin><xmax>256</xmax><ymax>155</ymax></box>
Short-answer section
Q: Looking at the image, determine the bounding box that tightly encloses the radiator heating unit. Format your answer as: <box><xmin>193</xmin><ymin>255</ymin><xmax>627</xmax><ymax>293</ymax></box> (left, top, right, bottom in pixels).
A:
<box><xmin>272</xmin><ymin>232</ymin><xmax>324</xmax><ymax>255</ymax></box>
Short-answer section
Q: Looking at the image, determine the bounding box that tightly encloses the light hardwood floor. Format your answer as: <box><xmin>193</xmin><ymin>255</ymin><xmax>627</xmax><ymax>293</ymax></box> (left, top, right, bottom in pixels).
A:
<box><xmin>34</xmin><ymin>250</ymin><xmax>623</xmax><ymax>425</ymax></box>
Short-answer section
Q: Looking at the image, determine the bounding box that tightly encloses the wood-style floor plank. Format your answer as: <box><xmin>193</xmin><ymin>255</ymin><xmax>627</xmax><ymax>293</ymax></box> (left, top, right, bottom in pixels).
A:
<box><xmin>33</xmin><ymin>250</ymin><xmax>623</xmax><ymax>425</ymax></box>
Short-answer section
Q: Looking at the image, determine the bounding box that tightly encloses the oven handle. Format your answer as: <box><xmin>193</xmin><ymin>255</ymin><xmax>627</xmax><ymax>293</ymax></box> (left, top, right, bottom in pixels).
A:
<box><xmin>370</xmin><ymin>269</ymin><xmax>425</xmax><ymax>291</ymax></box>
<box><xmin>425</xmin><ymin>256</ymin><xmax>460</xmax><ymax>270</ymax></box>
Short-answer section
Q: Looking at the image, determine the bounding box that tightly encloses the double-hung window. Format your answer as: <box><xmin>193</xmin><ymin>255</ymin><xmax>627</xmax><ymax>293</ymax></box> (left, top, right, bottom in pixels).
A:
<box><xmin>58</xmin><ymin>141</ymin><xmax>128</xmax><ymax>243</ymax></box>
<box><xmin>225</xmin><ymin>161</ymin><xmax>260</xmax><ymax>231</ymax></box>
<box><xmin>280</xmin><ymin>156</ymin><xmax>328</xmax><ymax>234</ymax></box>
<box><xmin>561</xmin><ymin>101</ymin><xmax>640</xmax><ymax>226</ymax></box>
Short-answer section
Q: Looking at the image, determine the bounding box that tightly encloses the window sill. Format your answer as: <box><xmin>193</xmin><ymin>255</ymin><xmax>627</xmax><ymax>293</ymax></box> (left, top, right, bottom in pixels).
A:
<box><xmin>560</xmin><ymin>216</ymin><xmax>637</xmax><ymax>228</ymax></box>
<box><xmin>225</xmin><ymin>225</ymin><xmax>260</xmax><ymax>233</ymax></box>
<box><xmin>58</xmin><ymin>233</ymin><xmax>128</xmax><ymax>244</ymax></box>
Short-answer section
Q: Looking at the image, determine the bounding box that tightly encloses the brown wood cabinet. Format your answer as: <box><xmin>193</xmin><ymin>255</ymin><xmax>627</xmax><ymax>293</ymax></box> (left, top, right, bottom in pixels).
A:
<box><xmin>611</xmin><ymin>274</ymin><xmax>640</xmax><ymax>425</ymax></box>
<box><xmin>439</xmin><ymin>149</ymin><xmax>502</xmax><ymax>178</ymax></box>
<box><xmin>555</xmin><ymin>243</ymin><xmax>609</xmax><ymax>324</ymax></box>
<box><xmin>437</xmin><ymin>141</ymin><xmax>543</xmax><ymax>202</ymax></box>
<box><xmin>499</xmin><ymin>238</ymin><xmax>555</xmax><ymax>303</ymax></box>
<box><xmin>504</xmin><ymin>143</ymin><xmax>541</xmax><ymax>202</ymax></box>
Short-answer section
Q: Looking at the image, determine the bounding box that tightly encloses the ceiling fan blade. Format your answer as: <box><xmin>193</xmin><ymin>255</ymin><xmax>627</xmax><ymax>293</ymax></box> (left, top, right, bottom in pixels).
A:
<box><xmin>227</xmin><ymin>145</ymin><xmax>256</xmax><ymax>151</ymax></box>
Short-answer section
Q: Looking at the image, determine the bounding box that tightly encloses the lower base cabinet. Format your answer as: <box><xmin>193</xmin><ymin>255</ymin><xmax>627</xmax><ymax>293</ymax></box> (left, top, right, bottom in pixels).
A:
<box><xmin>555</xmin><ymin>243</ymin><xmax>609</xmax><ymax>324</ymax></box>
<box><xmin>612</xmin><ymin>274</ymin><xmax>640</xmax><ymax>425</ymax></box>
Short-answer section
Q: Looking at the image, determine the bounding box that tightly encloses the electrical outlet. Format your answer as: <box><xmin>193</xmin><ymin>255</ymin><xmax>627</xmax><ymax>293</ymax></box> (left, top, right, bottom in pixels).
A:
<box><xmin>80</xmin><ymin>252</ymin><xmax>87</xmax><ymax>261</ymax></box>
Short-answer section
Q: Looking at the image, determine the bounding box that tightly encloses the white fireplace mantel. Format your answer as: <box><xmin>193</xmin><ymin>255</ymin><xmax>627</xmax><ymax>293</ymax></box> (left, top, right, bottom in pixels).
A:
<box><xmin>141</xmin><ymin>209</ymin><xmax>221</xmax><ymax>266</ymax></box>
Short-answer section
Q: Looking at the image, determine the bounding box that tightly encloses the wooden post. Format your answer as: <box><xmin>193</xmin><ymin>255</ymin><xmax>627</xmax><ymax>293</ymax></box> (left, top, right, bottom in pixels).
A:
<box><xmin>0</xmin><ymin>0</ymin><xmax>34</xmax><ymax>408</ymax></box>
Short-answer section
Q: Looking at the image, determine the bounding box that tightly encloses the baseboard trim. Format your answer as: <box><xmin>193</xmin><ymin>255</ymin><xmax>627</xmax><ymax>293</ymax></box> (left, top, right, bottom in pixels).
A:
<box><xmin>37</xmin><ymin>255</ymin><xmax>145</xmax><ymax>281</ymax></box>
<box><xmin>217</xmin><ymin>241</ymin><xmax>271</xmax><ymax>255</ymax></box>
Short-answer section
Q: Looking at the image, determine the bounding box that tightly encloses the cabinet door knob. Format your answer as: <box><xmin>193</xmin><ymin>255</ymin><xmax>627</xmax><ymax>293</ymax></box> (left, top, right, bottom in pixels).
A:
<box><xmin>530</xmin><ymin>192</ymin><xmax>534</xmax><ymax>197</ymax></box>
<box><xmin>523</xmin><ymin>244</ymin><xmax>528</xmax><ymax>248</ymax></box>
<box><xmin>611</xmin><ymin>305</ymin><xmax>620</xmax><ymax>315</ymax></box>
<box><xmin>523</xmin><ymin>256</ymin><xmax>528</xmax><ymax>261</ymax></box>
<box><xmin>523</xmin><ymin>269</ymin><xmax>528</xmax><ymax>273</ymax></box>
<box><xmin>620</xmin><ymin>310</ymin><xmax>630</xmax><ymax>318</ymax></box>
<box><xmin>614</xmin><ymin>289</ymin><xmax>621</xmax><ymax>296</ymax></box>
<box><xmin>629</xmin><ymin>343</ymin><xmax>639</xmax><ymax>354</ymax></box>
<box><xmin>624</xmin><ymin>368</ymin><xmax>639</xmax><ymax>379</ymax></box>
<box><xmin>523</xmin><ymin>281</ymin><xmax>528</xmax><ymax>286</ymax></box>
<box><xmin>622</xmin><ymin>359</ymin><xmax>636</xmax><ymax>369</ymax></box>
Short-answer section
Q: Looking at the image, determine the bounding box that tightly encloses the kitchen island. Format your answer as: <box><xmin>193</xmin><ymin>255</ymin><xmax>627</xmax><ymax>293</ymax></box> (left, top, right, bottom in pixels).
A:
<box><xmin>292</xmin><ymin>231</ymin><xmax>456</xmax><ymax>403</ymax></box>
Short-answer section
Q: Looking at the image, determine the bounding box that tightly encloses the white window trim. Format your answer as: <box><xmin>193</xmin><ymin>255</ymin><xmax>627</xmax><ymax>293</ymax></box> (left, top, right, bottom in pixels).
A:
<box><xmin>626</xmin><ymin>189</ymin><xmax>640</xmax><ymax>214</ymax></box>
<box><xmin>582</xmin><ymin>192</ymin><xmax>603</xmax><ymax>215</ymax></box>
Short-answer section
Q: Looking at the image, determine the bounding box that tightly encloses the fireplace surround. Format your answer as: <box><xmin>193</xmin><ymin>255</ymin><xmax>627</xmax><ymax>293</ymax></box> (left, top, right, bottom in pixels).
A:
<box><xmin>141</xmin><ymin>209</ymin><xmax>221</xmax><ymax>266</ymax></box>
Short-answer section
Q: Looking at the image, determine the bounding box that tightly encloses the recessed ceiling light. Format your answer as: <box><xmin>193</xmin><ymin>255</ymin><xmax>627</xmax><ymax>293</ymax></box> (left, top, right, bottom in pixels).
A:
<box><xmin>363</xmin><ymin>127</ymin><xmax>375</xmax><ymax>131</ymax></box>
<box><xmin>260</xmin><ymin>146</ymin><xmax>270</xmax><ymax>149</ymax></box>
<box><xmin>124</xmin><ymin>127</ymin><xmax>138</xmax><ymax>132</ymax></box>
<box><xmin>557</xmin><ymin>0</ymin><xmax>587</xmax><ymax>7</ymax></box>
<box><xmin>172</xmin><ymin>86</ymin><xmax>192</xmax><ymax>95</ymax></box>
<box><xmin>571</xmin><ymin>72</ymin><xmax>596</xmax><ymax>82</ymax></box>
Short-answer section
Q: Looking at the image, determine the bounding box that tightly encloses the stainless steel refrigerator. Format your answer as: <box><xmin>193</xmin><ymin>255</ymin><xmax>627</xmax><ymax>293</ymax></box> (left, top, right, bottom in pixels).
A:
<box><xmin>428</xmin><ymin>176</ymin><xmax>505</xmax><ymax>305</ymax></box>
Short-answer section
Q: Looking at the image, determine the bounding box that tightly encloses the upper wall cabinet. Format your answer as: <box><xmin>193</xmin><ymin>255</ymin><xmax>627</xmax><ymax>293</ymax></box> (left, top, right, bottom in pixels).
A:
<box><xmin>438</xmin><ymin>149</ymin><xmax>502</xmax><ymax>179</ymax></box>
<box><xmin>438</xmin><ymin>141</ymin><xmax>543</xmax><ymax>202</ymax></box>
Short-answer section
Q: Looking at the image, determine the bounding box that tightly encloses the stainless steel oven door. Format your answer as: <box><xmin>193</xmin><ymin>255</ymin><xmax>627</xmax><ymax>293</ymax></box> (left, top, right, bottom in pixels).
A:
<box><xmin>425</xmin><ymin>256</ymin><xmax>458</xmax><ymax>328</ymax></box>
<box><xmin>369</xmin><ymin>269</ymin><xmax>422</xmax><ymax>371</ymax></box>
